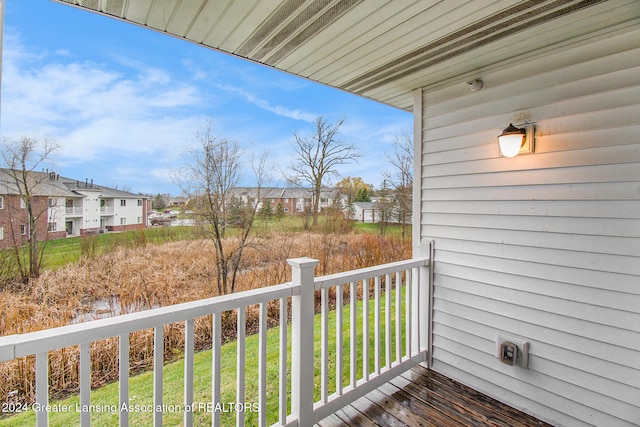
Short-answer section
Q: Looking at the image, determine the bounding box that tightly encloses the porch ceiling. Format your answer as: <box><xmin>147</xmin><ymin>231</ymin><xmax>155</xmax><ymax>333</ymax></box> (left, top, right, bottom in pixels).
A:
<box><xmin>53</xmin><ymin>0</ymin><xmax>639</xmax><ymax>111</ymax></box>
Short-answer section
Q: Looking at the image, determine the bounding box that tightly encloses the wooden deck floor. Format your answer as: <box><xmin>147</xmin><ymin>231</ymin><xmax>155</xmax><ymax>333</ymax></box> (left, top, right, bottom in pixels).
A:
<box><xmin>316</xmin><ymin>364</ymin><xmax>551</xmax><ymax>427</ymax></box>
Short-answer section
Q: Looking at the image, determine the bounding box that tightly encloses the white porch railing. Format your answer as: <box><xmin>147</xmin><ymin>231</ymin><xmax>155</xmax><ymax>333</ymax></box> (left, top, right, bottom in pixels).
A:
<box><xmin>0</xmin><ymin>254</ymin><xmax>431</xmax><ymax>427</ymax></box>
<box><xmin>65</xmin><ymin>207</ymin><xmax>83</xmax><ymax>216</ymax></box>
<box><xmin>100</xmin><ymin>207</ymin><xmax>114</xmax><ymax>215</ymax></box>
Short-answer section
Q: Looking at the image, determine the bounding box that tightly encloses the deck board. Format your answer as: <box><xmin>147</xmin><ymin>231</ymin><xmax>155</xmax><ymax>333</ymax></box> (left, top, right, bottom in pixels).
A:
<box><xmin>316</xmin><ymin>365</ymin><xmax>551</xmax><ymax>427</ymax></box>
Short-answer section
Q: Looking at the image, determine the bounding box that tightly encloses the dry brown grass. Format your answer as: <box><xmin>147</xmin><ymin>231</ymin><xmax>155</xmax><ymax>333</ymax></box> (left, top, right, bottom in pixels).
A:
<box><xmin>0</xmin><ymin>231</ymin><xmax>410</xmax><ymax>405</ymax></box>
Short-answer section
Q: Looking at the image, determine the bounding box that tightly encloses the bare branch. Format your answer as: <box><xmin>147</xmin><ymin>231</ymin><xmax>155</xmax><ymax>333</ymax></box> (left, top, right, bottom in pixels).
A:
<box><xmin>0</xmin><ymin>135</ymin><xmax>59</xmax><ymax>281</ymax></box>
<box><xmin>287</xmin><ymin>116</ymin><xmax>360</xmax><ymax>226</ymax></box>
<box><xmin>382</xmin><ymin>129</ymin><xmax>413</xmax><ymax>242</ymax></box>
<box><xmin>172</xmin><ymin>120</ymin><xmax>269</xmax><ymax>295</ymax></box>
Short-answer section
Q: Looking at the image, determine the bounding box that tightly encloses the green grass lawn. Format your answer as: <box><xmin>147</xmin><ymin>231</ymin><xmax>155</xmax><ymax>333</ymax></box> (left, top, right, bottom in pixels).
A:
<box><xmin>38</xmin><ymin>226</ymin><xmax>198</xmax><ymax>270</ymax></box>
<box><xmin>0</xmin><ymin>288</ymin><xmax>407</xmax><ymax>427</ymax></box>
<box><xmin>1</xmin><ymin>210</ymin><xmax>411</xmax><ymax>276</ymax></box>
<box><xmin>6</xmin><ymin>218</ymin><xmax>409</xmax><ymax>272</ymax></box>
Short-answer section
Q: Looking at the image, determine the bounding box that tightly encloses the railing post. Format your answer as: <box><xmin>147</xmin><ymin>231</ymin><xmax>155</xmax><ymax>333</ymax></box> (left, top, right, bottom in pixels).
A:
<box><xmin>288</xmin><ymin>257</ymin><xmax>319</xmax><ymax>426</ymax></box>
<box><xmin>416</xmin><ymin>242</ymin><xmax>432</xmax><ymax>352</ymax></box>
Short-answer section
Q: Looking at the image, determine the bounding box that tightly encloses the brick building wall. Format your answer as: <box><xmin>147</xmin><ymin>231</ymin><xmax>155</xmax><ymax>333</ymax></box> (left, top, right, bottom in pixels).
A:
<box><xmin>0</xmin><ymin>195</ymin><xmax>50</xmax><ymax>250</ymax></box>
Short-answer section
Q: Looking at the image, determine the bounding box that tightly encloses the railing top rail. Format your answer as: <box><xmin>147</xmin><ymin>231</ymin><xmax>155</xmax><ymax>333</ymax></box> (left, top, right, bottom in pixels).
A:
<box><xmin>0</xmin><ymin>282</ymin><xmax>296</xmax><ymax>362</ymax></box>
<box><xmin>314</xmin><ymin>257</ymin><xmax>429</xmax><ymax>290</ymax></box>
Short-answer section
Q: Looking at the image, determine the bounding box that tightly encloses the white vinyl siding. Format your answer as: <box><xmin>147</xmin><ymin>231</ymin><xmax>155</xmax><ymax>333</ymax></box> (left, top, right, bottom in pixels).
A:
<box><xmin>418</xmin><ymin>29</ymin><xmax>639</xmax><ymax>427</ymax></box>
<box><xmin>112</xmin><ymin>198</ymin><xmax>142</xmax><ymax>227</ymax></box>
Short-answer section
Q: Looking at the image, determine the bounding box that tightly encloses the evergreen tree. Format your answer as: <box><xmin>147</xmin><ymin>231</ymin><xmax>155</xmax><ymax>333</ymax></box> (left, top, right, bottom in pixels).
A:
<box><xmin>354</xmin><ymin>187</ymin><xmax>371</xmax><ymax>202</ymax></box>
<box><xmin>258</xmin><ymin>198</ymin><xmax>273</xmax><ymax>219</ymax></box>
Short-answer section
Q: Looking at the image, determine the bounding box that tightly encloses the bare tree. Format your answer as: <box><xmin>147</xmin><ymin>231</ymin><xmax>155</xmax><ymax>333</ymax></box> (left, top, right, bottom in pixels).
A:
<box><xmin>288</xmin><ymin>116</ymin><xmax>361</xmax><ymax>226</ymax></box>
<box><xmin>382</xmin><ymin>130</ymin><xmax>413</xmax><ymax>243</ymax></box>
<box><xmin>1</xmin><ymin>135</ymin><xmax>59</xmax><ymax>281</ymax></box>
<box><xmin>174</xmin><ymin>121</ymin><xmax>269</xmax><ymax>295</ymax></box>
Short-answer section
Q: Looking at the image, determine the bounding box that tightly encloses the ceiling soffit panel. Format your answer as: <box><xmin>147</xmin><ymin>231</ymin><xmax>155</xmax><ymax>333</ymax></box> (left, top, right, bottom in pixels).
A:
<box><xmin>339</xmin><ymin>0</ymin><xmax>608</xmax><ymax>96</ymax></box>
<box><xmin>165</xmin><ymin>0</ymin><xmax>208</xmax><ymax>37</ymax></box>
<box><xmin>291</xmin><ymin>0</ymin><xmax>470</xmax><ymax>83</ymax></box>
<box><xmin>237</xmin><ymin>0</ymin><xmax>363</xmax><ymax>64</ymax></box>
<box><xmin>236</xmin><ymin>0</ymin><xmax>308</xmax><ymax>57</ymax></box>
<box><xmin>184</xmin><ymin>1</ymin><xmax>236</xmax><ymax>44</ymax></box>
<box><xmin>365</xmin><ymin>0</ymin><xmax>640</xmax><ymax>101</ymax></box>
<box><xmin>203</xmin><ymin>2</ymin><xmax>270</xmax><ymax>50</ymax></box>
<box><xmin>146</xmin><ymin>0</ymin><xmax>182</xmax><ymax>30</ymax></box>
<box><xmin>121</xmin><ymin>0</ymin><xmax>153</xmax><ymax>24</ymax></box>
<box><xmin>103</xmin><ymin>0</ymin><xmax>124</xmax><ymax>17</ymax></box>
<box><xmin>58</xmin><ymin>0</ymin><xmax>151</xmax><ymax>22</ymax></box>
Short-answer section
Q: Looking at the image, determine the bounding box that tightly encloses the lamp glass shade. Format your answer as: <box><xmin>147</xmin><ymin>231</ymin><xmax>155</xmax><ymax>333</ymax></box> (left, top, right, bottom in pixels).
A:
<box><xmin>498</xmin><ymin>123</ymin><xmax>526</xmax><ymax>158</ymax></box>
<box><xmin>499</xmin><ymin>134</ymin><xmax>525</xmax><ymax>157</ymax></box>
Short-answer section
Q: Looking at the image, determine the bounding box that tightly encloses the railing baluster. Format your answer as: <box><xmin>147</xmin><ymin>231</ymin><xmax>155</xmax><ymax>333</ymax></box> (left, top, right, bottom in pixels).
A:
<box><xmin>405</xmin><ymin>269</ymin><xmax>412</xmax><ymax>358</ymax></box>
<box><xmin>153</xmin><ymin>327</ymin><xmax>163</xmax><ymax>427</ymax></box>
<box><xmin>258</xmin><ymin>303</ymin><xmax>267</xmax><ymax>427</ymax></box>
<box><xmin>412</xmin><ymin>266</ymin><xmax>421</xmax><ymax>356</ymax></box>
<box><xmin>349</xmin><ymin>281</ymin><xmax>357</xmax><ymax>387</ymax></box>
<box><xmin>119</xmin><ymin>333</ymin><xmax>129</xmax><ymax>427</ymax></box>
<box><xmin>236</xmin><ymin>306</ymin><xmax>246</xmax><ymax>427</ymax></box>
<box><xmin>395</xmin><ymin>271</ymin><xmax>401</xmax><ymax>363</ymax></box>
<box><xmin>278</xmin><ymin>298</ymin><xmax>287</xmax><ymax>425</ymax></box>
<box><xmin>212</xmin><ymin>312</ymin><xmax>221</xmax><ymax>427</ymax></box>
<box><xmin>335</xmin><ymin>283</ymin><xmax>343</xmax><ymax>395</ymax></box>
<box><xmin>385</xmin><ymin>273</ymin><xmax>392</xmax><ymax>369</ymax></box>
<box><xmin>80</xmin><ymin>342</ymin><xmax>91</xmax><ymax>427</ymax></box>
<box><xmin>321</xmin><ymin>287</ymin><xmax>329</xmax><ymax>403</ymax></box>
<box><xmin>362</xmin><ymin>279</ymin><xmax>369</xmax><ymax>382</ymax></box>
<box><xmin>374</xmin><ymin>275</ymin><xmax>381</xmax><ymax>374</ymax></box>
<box><xmin>184</xmin><ymin>319</ymin><xmax>194</xmax><ymax>427</ymax></box>
<box><xmin>35</xmin><ymin>352</ymin><xmax>48</xmax><ymax>427</ymax></box>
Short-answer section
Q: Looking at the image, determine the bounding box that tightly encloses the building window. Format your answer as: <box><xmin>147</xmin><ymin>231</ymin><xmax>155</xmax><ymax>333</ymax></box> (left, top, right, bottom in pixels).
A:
<box><xmin>120</xmin><ymin>200</ymin><xmax>126</xmax><ymax>207</ymax></box>
<box><xmin>120</xmin><ymin>218</ymin><xmax>126</xmax><ymax>225</ymax></box>
<box><xmin>48</xmin><ymin>198</ymin><xmax>56</xmax><ymax>207</ymax></box>
<box><xmin>137</xmin><ymin>199</ymin><xmax>142</xmax><ymax>206</ymax></box>
<box><xmin>20</xmin><ymin>224</ymin><xmax>26</xmax><ymax>235</ymax></box>
<box><xmin>0</xmin><ymin>197</ymin><xmax>3</xmax><ymax>209</ymax></box>
<box><xmin>0</xmin><ymin>227</ymin><xmax>3</xmax><ymax>240</ymax></box>
<box><xmin>137</xmin><ymin>216</ymin><xmax>142</xmax><ymax>224</ymax></box>
<box><xmin>20</xmin><ymin>198</ymin><xmax>26</xmax><ymax>209</ymax></box>
<box><xmin>48</xmin><ymin>222</ymin><xmax>57</xmax><ymax>232</ymax></box>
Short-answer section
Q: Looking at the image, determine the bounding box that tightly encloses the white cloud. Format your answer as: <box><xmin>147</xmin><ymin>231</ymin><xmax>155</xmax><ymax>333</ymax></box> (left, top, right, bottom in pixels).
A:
<box><xmin>216</xmin><ymin>84</ymin><xmax>317</xmax><ymax>123</ymax></box>
<box><xmin>1</xmin><ymin>31</ymin><xmax>206</xmax><ymax>167</ymax></box>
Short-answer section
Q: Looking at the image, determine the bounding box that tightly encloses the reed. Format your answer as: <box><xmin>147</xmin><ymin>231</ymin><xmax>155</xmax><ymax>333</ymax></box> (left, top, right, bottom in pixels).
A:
<box><xmin>0</xmin><ymin>230</ymin><xmax>410</xmax><ymax>408</ymax></box>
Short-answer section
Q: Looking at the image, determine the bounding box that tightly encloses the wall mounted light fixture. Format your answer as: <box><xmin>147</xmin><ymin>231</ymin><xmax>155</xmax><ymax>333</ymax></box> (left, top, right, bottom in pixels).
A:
<box><xmin>498</xmin><ymin>123</ymin><xmax>534</xmax><ymax>157</ymax></box>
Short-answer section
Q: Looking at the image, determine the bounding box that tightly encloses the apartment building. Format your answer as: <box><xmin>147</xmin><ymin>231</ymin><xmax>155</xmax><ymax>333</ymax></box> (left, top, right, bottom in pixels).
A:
<box><xmin>0</xmin><ymin>169</ymin><xmax>151</xmax><ymax>249</ymax></box>
<box><xmin>230</xmin><ymin>187</ymin><xmax>346</xmax><ymax>214</ymax></box>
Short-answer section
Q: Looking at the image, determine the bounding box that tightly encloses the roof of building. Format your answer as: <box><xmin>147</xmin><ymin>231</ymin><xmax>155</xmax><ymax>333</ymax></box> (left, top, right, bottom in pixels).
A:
<box><xmin>229</xmin><ymin>187</ymin><xmax>342</xmax><ymax>200</ymax></box>
<box><xmin>0</xmin><ymin>168</ymin><xmax>148</xmax><ymax>199</ymax></box>
<box><xmin>353</xmin><ymin>202</ymin><xmax>379</xmax><ymax>210</ymax></box>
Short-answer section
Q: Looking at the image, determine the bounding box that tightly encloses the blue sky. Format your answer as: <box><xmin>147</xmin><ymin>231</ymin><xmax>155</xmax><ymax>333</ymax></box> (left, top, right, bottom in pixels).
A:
<box><xmin>0</xmin><ymin>0</ymin><xmax>412</xmax><ymax>196</ymax></box>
